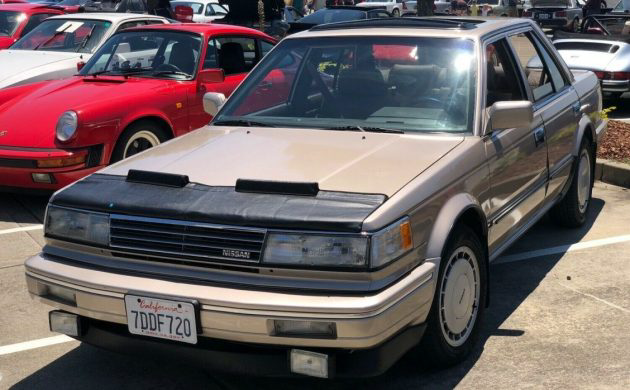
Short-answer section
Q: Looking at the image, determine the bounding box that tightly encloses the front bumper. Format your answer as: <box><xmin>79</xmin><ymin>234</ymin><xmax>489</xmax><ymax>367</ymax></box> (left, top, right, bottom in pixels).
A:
<box><xmin>0</xmin><ymin>147</ymin><xmax>103</xmax><ymax>191</ymax></box>
<box><xmin>25</xmin><ymin>253</ymin><xmax>436</xmax><ymax>350</ymax></box>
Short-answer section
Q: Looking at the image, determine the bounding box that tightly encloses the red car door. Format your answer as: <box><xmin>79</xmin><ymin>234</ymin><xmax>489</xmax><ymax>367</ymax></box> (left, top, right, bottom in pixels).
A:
<box><xmin>188</xmin><ymin>34</ymin><xmax>267</xmax><ymax>130</ymax></box>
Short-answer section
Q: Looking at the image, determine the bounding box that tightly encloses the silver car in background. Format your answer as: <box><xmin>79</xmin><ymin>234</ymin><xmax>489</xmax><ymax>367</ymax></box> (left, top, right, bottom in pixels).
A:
<box><xmin>553</xmin><ymin>14</ymin><xmax>630</xmax><ymax>99</ymax></box>
<box><xmin>523</xmin><ymin>0</ymin><xmax>583</xmax><ymax>31</ymax></box>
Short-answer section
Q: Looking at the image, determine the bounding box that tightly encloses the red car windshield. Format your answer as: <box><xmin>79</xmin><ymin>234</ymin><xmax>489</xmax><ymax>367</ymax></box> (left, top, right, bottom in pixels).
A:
<box><xmin>80</xmin><ymin>30</ymin><xmax>202</xmax><ymax>80</ymax></box>
<box><xmin>0</xmin><ymin>11</ymin><xmax>23</xmax><ymax>37</ymax></box>
<box><xmin>11</xmin><ymin>19</ymin><xmax>110</xmax><ymax>52</ymax></box>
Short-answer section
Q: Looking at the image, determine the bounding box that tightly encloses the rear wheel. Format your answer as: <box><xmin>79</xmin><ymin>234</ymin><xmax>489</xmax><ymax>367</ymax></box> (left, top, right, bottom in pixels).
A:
<box><xmin>111</xmin><ymin>121</ymin><xmax>169</xmax><ymax>163</ymax></box>
<box><xmin>419</xmin><ymin>225</ymin><xmax>487</xmax><ymax>368</ymax></box>
<box><xmin>570</xmin><ymin>18</ymin><xmax>579</xmax><ymax>32</ymax></box>
<box><xmin>549</xmin><ymin>139</ymin><xmax>594</xmax><ymax>228</ymax></box>
<box><xmin>392</xmin><ymin>8</ymin><xmax>400</xmax><ymax>17</ymax></box>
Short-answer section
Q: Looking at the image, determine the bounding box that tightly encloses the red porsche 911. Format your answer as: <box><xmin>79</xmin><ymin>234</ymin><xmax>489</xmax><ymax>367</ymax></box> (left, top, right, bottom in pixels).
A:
<box><xmin>0</xmin><ymin>3</ymin><xmax>64</xmax><ymax>49</ymax></box>
<box><xmin>0</xmin><ymin>23</ymin><xmax>276</xmax><ymax>191</ymax></box>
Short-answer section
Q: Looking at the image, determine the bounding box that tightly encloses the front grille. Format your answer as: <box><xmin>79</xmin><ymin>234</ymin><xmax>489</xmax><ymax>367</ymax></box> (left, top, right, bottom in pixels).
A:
<box><xmin>109</xmin><ymin>215</ymin><xmax>266</xmax><ymax>266</ymax></box>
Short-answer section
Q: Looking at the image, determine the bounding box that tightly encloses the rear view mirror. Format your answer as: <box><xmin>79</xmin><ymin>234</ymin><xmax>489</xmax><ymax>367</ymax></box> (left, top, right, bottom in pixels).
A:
<box><xmin>174</xmin><ymin>5</ymin><xmax>194</xmax><ymax>23</ymax></box>
<box><xmin>487</xmin><ymin>101</ymin><xmax>533</xmax><ymax>134</ymax></box>
<box><xmin>77</xmin><ymin>61</ymin><xmax>86</xmax><ymax>71</ymax></box>
<box><xmin>203</xmin><ymin>92</ymin><xmax>226</xmax><ymax>117</ymax></box>
<box><xmin>198</xmin><ymin>68</ymin><xmax>225</xmax><ymax>84</ymax></box>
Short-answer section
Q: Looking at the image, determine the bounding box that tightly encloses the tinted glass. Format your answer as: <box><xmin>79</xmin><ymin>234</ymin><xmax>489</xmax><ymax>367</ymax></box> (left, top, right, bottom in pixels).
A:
<box><xmin>298</xmin><ymin>9</ymin><xmax>365</xmax><ymax>24</ymax></box>
<box><xmin>485</xmin><ymin>39</ymin><xmax>525</xmax><ymax>107</ymax></box>
<box><xmin>12</xmin><ymin>19</ymin><xmax>111</xmax><ymax>53</ymax></box>
<box><xmin>510</xmin><ymin>33</ymin><xmax>555</xmax><ymax>101</ymax></box>
<box><xmin>215</xmin><ymin>36</ymin><xmax>257</xmax><ymax>74</ymax></box>
<box><xmin>0</xmin><ymin>11</ymin><xmax>23</xmax><ymax>37</ymax></box>
<box><xmin>215</xmin><ymin>37</ymin><xmax>476</xmax><ymax>134</ymax></box>
<box><xmin>81</xmin><ymin>31</ymin><xmax>202</xmax><ymax>79</ymax></box>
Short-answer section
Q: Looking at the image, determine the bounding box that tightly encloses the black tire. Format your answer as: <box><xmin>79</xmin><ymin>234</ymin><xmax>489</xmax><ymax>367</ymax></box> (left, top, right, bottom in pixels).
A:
<box><xmin>111</xmin><ymin>120</ymin><xmax>169</xmax><ymax>163</ymax></box>
<box><xmin>418</xmin><ymin>225</ymin><xmax>487</xmax><ymax>368</ymax></box>
<box><xmin>549</xmin><ymin>139</ymin><xmax>594</xmax><ymax>228</ymax></box>
<box><xmin>392</xmin><ymin>8</ymin><xmax>400</xmax><ymax>17</ymax></box>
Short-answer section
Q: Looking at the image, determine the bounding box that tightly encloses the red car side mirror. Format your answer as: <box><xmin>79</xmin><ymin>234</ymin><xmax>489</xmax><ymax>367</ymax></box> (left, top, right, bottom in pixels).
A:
<box><xmin>198</xmin><ymin>68</ymin><xmax>225</xmax><ymax>84</ymax></box>
<box><xmin>174</xmin><ymin>5</ymin><xmax>194</xmax><ymax>23</ymax></box>
<box><xmin>77</xmin><ymin>61</ymin><xmax>86</xmax><ymax>71</ymax></box>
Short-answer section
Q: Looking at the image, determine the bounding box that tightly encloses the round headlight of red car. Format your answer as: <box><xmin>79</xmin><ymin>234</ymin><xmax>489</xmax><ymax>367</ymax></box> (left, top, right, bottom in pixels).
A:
<box><xmin>56</xmin><ymin>111</ymin><xmax>78</xmax><ymax>142</ymax></box>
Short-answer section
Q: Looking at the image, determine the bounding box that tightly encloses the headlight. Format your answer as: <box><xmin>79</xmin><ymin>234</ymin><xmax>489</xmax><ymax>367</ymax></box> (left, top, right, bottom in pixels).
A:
<box><xmin>263</xmin><ymin>234</ymin><xmax>368</xmax><ymax>268</ymax></box>
<box><xmin>370</xmin><ymin>218</ymin><xmax>413</xmax><ymax>268</ymax></box>
<box><xmin>56</xmin><ymin>111</ymin><xmax>78</xmax><ymax>142</ymax></box>
<box><xmin>45</xmin><ymin>206</ymin><xmax>109</xmax><ymax>246</ymax></box>
<box><xmin>261</xmin><ymin>218</ymin><xmax>413</xmax><ymax>269</ymax></box>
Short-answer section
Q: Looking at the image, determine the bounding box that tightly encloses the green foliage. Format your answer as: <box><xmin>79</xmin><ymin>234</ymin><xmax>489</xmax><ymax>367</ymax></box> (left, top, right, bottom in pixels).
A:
<box><xmin>600</xmin><ymin>106</ymin><xmax>616</xmax><ymax>120</ymax></box>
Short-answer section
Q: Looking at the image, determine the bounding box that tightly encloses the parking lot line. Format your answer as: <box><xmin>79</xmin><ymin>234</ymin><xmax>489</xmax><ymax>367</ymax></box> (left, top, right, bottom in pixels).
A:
<box><xmin>0</xmin><ymin>335</ymin><xmax>74</xmax><ymax>356</ymax></box>
<box><xmin>0</xmin><ymin>225</ymin><xmax>43</xmax><ymax>236</ymax></box>
<box><xmin>496</xmin><ymin>234</ymin><xmax>630</xmax><ymax>264</ymax></box>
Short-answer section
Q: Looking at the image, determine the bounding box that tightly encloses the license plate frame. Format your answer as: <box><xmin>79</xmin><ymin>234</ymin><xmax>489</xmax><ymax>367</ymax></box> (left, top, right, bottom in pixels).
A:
<box><xmin>537</xmin><ymin>13</ymin><xmax>550</xmax><ymax>20</ymax></box>
<box><xmin>124</xmin><ymin>294</ymin><xmax>199</xmax><ymax>344</ymax></box>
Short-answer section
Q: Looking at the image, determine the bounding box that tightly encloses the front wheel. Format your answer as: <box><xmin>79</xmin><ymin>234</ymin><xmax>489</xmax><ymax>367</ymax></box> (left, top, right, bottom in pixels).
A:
<box><xmin>111</xmin><ymin>121</ymin><xmax>169</xmax><ymax>163</ymax></box>
<box><xmin>418</xmin><ymin>225</ymin><xmax>487</xmax><ymax>368</ymax></box>
<box><xmin>392</xmin><ymin>8</ymin><xmax>400</xmax><ymax>17</ymax></box>
<box><xmin>549</xmin><ymin>139</ymin><xmax>594</xmax><ymax>228</ymax></box>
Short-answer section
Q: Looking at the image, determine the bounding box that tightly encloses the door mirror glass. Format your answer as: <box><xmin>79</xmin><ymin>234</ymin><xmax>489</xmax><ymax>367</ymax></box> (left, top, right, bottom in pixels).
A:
<box><xmin>487</xmin><ymin>101</ymin><xmax>534</xmax><ymax>133</ymax></box>
<box><xmin>203</xmin><ymin>92</ymin><xmax>226</xmax><ymax>116</ymax></box>
<box><xmin>198</xmin><ymin>68</ymin><xmax>225</xmax><ymax>84</ymax></box>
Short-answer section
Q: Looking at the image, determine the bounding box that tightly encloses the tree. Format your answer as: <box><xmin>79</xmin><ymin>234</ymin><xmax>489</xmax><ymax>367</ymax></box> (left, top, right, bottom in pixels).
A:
<box><xmin>416</xmin><ymin>0</ymin><xmax>435</xmax><ymax>16</ymax></box>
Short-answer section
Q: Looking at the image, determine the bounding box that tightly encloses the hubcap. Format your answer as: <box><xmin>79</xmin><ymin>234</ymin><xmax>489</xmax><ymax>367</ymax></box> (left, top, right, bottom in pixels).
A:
<box><xmin>439</xmin><ymin>246</ymin><xmax>480</xmax><ymax>347</ymax></box>
<box><xmin>577</xmin><ymin>149</ymin><xmax>591</xmax><ymax>213</ymax></box>
<box><xmin>123</xmin><ymin>131</ymin><xmax>160</xmax><ymax>158</ymax></box>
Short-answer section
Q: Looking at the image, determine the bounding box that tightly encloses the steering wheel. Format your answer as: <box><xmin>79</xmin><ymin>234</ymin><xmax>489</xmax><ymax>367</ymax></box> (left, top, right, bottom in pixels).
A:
<box><xmin>413</xmin><ymin>96</ymin><xmax>444</xmax><ymax>109</ymax></box>
<box><xmin>155</xmin><ymin>63</ymin><xmax>183</xmax><ymax>73</ymax></box>
<box><xmin>305</xmin><ymin>62</ymin><xmax>343</xmax><ymax>118</ymax></box>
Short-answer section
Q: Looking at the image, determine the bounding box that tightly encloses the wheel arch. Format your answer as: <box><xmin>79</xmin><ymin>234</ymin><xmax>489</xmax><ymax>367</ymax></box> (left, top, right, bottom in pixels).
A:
<box><xmin>573</xmin><ymin>114</ymin><xmax>596</xmax><ymax>157</ymax></box>
<box><xmin>108</xmin><ymin>115</ymin><xmax>175</xmax><ymax>164</ymax></box>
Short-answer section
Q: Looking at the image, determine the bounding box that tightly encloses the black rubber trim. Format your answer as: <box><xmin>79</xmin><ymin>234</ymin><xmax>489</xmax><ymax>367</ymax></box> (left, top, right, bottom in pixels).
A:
<box><xmin>70</xmin><ymin>315</ymin><xmax>426</xmax><ymax>378</ymax></box>
<box><xmin>51</xmin><ymin>174</ymin><xmax>386</xmax><ymax>232</ymax></box>
<box><xmin>0</xmin><ymin>157</ymin><xmax>36</xmax><ymax>168</ymax></box>
<box><xmin>126</xmin><ymin>169</ymin><xmax>190</xmax><ymax>187</ymax></box>
<box><xmin>236</xmin><ymin>179</ymin><xmax>319</xmax><ymax>196</ymax></box>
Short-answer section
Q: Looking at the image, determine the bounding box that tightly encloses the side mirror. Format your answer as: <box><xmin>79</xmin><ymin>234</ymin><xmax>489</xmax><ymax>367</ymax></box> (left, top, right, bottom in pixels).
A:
<box><xmin>203</xmin><ymin>92</ymin><xmax>226</xmax><ymax>116</ymax></box>
<box><xmin>77</xmin><ymin>61</ymin><xmax>86</xmax><ymax>71</ymax></box>
<box><xmin>198</xmin><ymin>68</ymin><xmax>225</xmax><ymax>84</ymax></box>
<box><xmin>487</xmin><ymin>101</ymin><xmax>533</xmax><ymax>134</ymax></box>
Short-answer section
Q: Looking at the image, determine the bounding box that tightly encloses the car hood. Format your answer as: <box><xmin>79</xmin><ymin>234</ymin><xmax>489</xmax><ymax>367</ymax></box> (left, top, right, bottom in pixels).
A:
<box><xmin>555</xmin><ymin>44</ymin><xmax>620</xmax><ymax>70</ymax></box>
<box><xmin>103</xmin><ymin>127</ymin><xmax>464</xmax><ymax>197</ymax></box>
<box><xmin>0</xmin><ymin>76</ymin><xmax>173</xmax><ymax>148</ymax></box>
<box><xmin>0</xmin><ymin>50</ymin><xmax>83</xmax><ymax>86</ymax></box>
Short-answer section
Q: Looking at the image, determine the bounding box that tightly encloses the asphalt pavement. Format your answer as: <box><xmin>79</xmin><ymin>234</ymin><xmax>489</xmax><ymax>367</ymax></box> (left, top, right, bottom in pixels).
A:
<box><xmin>0</xmin><ymin>182</ymin><xmax>629</xmax><ymax>389</ymax></box>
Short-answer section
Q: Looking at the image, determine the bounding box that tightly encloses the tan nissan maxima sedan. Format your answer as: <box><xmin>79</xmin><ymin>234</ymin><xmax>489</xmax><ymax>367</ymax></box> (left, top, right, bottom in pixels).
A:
<box><xmin>25</xmin><ymin>17</ymin><xmax>607</xmax><ymax>378</ymax></box>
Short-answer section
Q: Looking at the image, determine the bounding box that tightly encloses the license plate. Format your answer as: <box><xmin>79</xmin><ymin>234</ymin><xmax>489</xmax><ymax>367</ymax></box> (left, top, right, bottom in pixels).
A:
<box><xmin>537</xmin><ymin>13</ymin><xmax>550</xmax><ymax>19</ymax></box>
<box><xmin>124</xmin><ymin>295</ymin><xmax>197</xmax><ymax>344</ymax></box>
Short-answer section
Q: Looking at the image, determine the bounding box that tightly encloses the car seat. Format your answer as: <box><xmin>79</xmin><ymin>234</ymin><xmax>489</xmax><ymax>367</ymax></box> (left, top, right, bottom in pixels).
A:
<box><xmin>336</xmin><ymin>70</ymin><xmax>387</xmax><ymax>119</ymax></box>
<box><xmin>218</xmin><ymin>42</ymin><xmax>246</xmax><ymax>75</ymax></box>
<box><xmin>169</xmin><ymin>42</ymin><xmax>196</xmax><ymax>75</ymax></box>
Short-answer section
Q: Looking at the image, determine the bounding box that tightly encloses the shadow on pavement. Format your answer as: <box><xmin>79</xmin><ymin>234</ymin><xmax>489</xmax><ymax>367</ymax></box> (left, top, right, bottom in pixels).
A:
<box><xmin>10</xmin><ymin>199</ymin><xmax>605</xmax><ymax>390</ymax></box>
<box><xmin>0</xmin><ymin>194</ymin><xmax>49</xmax><ymax>224</ymax></box>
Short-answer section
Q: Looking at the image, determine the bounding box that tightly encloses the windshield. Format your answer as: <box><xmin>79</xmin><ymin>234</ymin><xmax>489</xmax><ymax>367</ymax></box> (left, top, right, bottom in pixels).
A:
<box><xmin>214</xmin><ymin>37</ymin><xmax>476</xmax><ymax>134</ymax></box>
<box><xmin>80</xmin><ymin>31</ymin><xmax>202</xmax><ymax>80</ymax></box>
<box><xmin>298</xmin><ymin>9</ymin><xmax>366</xmax><ymax>24</ymax></box>
<box><xmin>0</xmin><ymin>11</ymin><xmax>24</xmax><ymax>37</ymax></box>
<box><xmin>11</xmin><ymin>19</ymin><xmax>110</xmax><ymax>52</ymax></box>
<box><xmin>171</xmin><ymin>1</ymin><xmax>203</xmax><ymax>13</ymax></box>
<box><xmin>475</xmin><ymin>0</ymin><xmax>499</xmax><ymax>4</ymax></box>
<box><xmin>614</xmin><ymin>0</ymin><xmax>630</xmax><ymax>10</ymax></box>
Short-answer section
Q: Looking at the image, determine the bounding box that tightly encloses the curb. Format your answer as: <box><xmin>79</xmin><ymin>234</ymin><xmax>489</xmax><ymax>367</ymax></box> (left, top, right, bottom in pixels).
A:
<box><xmin>595</xmin><ymin>159</ymin><xmax>630</xmax><ymax>189</ymax></box>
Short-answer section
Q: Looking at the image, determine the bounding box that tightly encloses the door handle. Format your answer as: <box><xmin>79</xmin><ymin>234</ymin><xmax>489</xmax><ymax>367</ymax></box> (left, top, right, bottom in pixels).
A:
<box><xmin>572</xmin><ymin>102</ymin><xmax>581</xmax><ymax>117</ymax></box>
<box><xmin>533</xmin><ymin>127</ymin><xmax>545</xmax><ymax>147</ymax></box>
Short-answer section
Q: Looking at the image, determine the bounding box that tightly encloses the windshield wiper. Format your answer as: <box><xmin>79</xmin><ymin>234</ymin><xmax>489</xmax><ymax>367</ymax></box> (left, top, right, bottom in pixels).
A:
<box><xmin>324</xmin><ymin>125</ymin><xmax>404</xmax><ymax>134</ymax></box>
<box><xmin>76</xmin><ymin>25</ymin><xmax>96</xmax><ymax>52</ymax></box>
<box><xmin>33</xmin><ymin>28</ymin><xmax>68</xmax><ymax>50</ymax></box>
<box><xmin>212</xmin><ymin>119</ymin><xmax>275</xmax><ymax>127</ymax></box>
<box><xmin>86</xmin><ymin>67</ymin><xmax>153</xmax><ymax>77</ymax></box>
<box><xmin>151</xmin><ymin>70</ymin><xmax>192</xmax><ymax>78</ymax></box>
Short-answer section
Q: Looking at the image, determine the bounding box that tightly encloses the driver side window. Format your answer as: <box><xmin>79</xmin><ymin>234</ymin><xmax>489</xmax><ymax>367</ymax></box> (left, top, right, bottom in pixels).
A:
<box><xmin>484</xmin><ymin>39</ymin><xmax>526</xmax><ymax>107</ymax></box>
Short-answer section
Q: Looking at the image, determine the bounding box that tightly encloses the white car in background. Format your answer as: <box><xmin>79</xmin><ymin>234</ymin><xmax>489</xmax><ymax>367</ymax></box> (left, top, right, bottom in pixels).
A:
<box><xmin>170</xmin><ymin>0</ymin><xmax>228</xmax><ymax>23</ymax></box>
<box><xmin>356</xmin><ymin>0</ymin><xmax>405</xmax><ymax>16</ymax></box>
<box><xmin>0</xmin><ymin>13</ymin><xmax>169</xmax><ymax>90</ymax></box>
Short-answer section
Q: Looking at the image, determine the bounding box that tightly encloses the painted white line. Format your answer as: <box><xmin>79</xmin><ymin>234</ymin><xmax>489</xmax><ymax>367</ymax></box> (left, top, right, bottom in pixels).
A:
<box><xmin>496</xmin><ymin>234</ymin><xmax>630</xmax><ymax>264</ymax></box>
<box><xmin>0</xmin><ymin>225</ymin><xmax>43</xmax><ymax>236</ymax></box>
<box><xmin>0</xmin><ymin>335</ymin><xmax>74</xmax><ymax>356</ymax></box>
<box><xmin>557</xmin><ymin>281</ymin><xmax>630</xmax><ymax>314</ymax></box>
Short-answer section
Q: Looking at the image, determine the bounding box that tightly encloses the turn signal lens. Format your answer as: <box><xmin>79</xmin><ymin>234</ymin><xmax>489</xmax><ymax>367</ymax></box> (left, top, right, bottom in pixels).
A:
<box><xmin>400</xmin><ymin>220</ymin><xmax>413</xmax><ymax>250</ymax></box>
<box><xmin>37</xmin><ymin>155</ymin><xmax>86</xmax><ymax>168</ymax></box>
<box><xmin>370</xmin><ymin>217</ymin><xmax>414</xmax><ymax>268</ymax></box>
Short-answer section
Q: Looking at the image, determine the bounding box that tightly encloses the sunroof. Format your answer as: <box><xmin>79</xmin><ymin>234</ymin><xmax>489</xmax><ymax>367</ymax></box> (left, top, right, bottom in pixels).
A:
<box><xmin>310</xmin><ymin>17</ymin><xmax>482</xmax><ymax>32</ymax></box>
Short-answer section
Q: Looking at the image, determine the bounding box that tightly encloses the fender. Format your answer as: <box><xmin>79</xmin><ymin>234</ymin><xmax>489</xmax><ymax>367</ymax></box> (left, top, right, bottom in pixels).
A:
<box><xmin>118</xmin><ymin>109</ymin><xmax>175</xmax><ymax>140</ymax></box>
<box><xmin>425</xmin><ymin>193</ymin><xmax>488</xmax><ymax>260</ymax></box>
<box><xmin>572</xmin><ymin>113</ymin><xmax>596</xmax><ymax>157</ymax></box>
